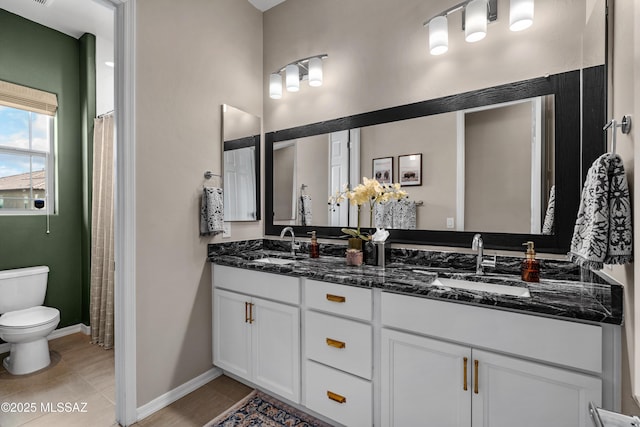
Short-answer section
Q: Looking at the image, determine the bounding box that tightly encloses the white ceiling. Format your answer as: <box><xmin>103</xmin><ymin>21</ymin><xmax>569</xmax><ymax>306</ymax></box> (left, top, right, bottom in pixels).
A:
<box><xmin>0</xmin><ymin>0</ymin><xmax>114</xmax><ymax>42</ymax></box>
<box><xmin>248</xmin><ymin>0</ymin><xmax>287</xmax><ymax>12</ymax></box>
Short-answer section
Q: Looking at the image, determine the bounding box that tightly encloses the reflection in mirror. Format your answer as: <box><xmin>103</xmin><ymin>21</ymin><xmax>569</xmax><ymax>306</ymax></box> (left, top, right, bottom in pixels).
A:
<box><xmin>273</xmin><ymin>95</ymin><xmax>555</xmax><ymax>235</ymax></box>
<box><xmin>222</xmin><ymin>104</ymin><xmax>261</xmax><ymax>221</ymax></box>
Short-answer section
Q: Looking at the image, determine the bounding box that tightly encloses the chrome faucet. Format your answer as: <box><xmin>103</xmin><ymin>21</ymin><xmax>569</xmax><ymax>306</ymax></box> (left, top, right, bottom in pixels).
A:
<box><xmin>280</xmin><ymin>227</ymin><xmax>300</xmax><ymax>257</ymax></box>
<box><xmin>471</xmin><ymin>234</ymin><xmax>496</xmax><ymax>275</ymax></box>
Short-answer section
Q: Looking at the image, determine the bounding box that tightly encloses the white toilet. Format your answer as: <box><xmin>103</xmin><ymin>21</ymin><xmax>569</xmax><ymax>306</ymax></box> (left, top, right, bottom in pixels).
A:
<box><xmin>0</xmin><ymin>266</ymin><xmax>60</xmax><ymax>375</ymax></box>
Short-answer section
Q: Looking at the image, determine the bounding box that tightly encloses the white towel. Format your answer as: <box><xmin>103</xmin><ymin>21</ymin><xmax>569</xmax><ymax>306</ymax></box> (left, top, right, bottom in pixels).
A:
<box><xmin>542</xmin><ymin>185</ymin><xmax>555</xmax><ymax>235</ymax></box>
<box><xmin>568</xmin><ymin>153</ymin><xmax>633</xmax><ymax>269</ymax></box>
<box><xmin>299</xmin><ymin>194</ymin><xmax>312</xmax><ymax>226</ymax></box>
<box><xmin>200</xmin><ymin>187</ymin><xmax>224</xmax><ymax>236</ymax></box>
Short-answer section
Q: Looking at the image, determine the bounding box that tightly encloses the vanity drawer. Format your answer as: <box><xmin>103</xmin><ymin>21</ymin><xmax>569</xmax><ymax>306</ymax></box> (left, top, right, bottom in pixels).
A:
<box><xmin>305</xmin><ymin>360</ymin><xmax>372</xmax><ymax>427</ymax></box>
<box><xmin>304</xmin><ymin>280</ymin><xmax>372</xmax><ymax>321</ymax></box>
<box><xmin>213</xmin><ymin>264</ymin><xmax>299</xmax><ymax>305</ymax></box>
<box><xmin>305</xmin><ymin>311</ymin><xmax>372</xmax><ymax>380</ymax></box>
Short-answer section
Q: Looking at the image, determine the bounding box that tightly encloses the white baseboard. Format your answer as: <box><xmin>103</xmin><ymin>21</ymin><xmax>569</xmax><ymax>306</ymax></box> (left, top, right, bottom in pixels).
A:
<box><xmin>0</xmin><ymin>323</ymin><xmax>91</xmax><ymax>354</ymax></box>
<box><xmin>136</xmin><ymin>367</ymin><xmax>223</xmax><ymax>421</ymax></box>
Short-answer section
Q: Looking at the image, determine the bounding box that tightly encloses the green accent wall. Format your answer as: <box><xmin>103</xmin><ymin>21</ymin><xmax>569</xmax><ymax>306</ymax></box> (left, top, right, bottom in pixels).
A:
<box><xmin>0</xmin><ymin>10</ymin><xmax>93</xmax><ymax>329</ymax></box>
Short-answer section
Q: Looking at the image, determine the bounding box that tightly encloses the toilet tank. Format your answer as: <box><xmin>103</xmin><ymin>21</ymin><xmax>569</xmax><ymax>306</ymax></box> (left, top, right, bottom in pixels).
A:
<box><xmin>0</xmin><ymin>266</ymin><xmax>50</xmax><ymax>314</ymax></box>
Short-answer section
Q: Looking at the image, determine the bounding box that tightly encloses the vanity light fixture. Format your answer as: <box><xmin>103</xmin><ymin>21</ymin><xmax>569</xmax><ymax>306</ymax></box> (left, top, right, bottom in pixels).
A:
<box><xmin>269</xmin><ymin>54</ymin><xmax>328</xmax><ymax>100</ymax></box>
<box><xmin>424</xmin><ymin>0</ymin><xmax>534</xmax><ymax>55</ymax></box>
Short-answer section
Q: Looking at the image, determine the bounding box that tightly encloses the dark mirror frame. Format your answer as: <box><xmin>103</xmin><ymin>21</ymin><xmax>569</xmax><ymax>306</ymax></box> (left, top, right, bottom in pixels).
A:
<box><xmin>265</xmin><ymin>67</ymin><xmax>605</xmax><ymax>253</ymax></box>
<box><xmin>224</xmin><ymin>135</ymin><xmax>261</xmax><ymax>221</ymax></box>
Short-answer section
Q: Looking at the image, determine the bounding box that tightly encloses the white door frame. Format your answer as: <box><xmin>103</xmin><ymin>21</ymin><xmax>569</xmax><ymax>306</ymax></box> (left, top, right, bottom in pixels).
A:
<box><xmin>105</xmin><ymin>0</ymin><xmax>137</xmax><ymax>425</ymax></box>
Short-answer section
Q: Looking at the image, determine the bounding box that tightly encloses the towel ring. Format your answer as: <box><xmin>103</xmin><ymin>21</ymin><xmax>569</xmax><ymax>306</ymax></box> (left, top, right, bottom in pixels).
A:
<box><xmin>204</xmin><ymin>171</ymin><xmax>222</xmax><ymax>180</ymax></box>
<box><xmin>603</xmin><ymin>116</ymin><xmax>632</xmax><ymax>159</ymax></box>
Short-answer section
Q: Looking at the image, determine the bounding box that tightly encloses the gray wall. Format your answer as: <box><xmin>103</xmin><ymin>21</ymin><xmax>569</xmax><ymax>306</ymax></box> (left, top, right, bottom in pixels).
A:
<box><xmin>135</xmin><ymin>0</ymin><xmax>263</xmax><ymax>406</ymax></box>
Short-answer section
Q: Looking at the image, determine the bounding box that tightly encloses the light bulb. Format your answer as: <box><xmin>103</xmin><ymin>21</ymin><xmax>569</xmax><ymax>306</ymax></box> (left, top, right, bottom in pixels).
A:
<box><xmin>285</xmin><ymin>64</ymin><xmax>300</xmax><ymax>92</ymax></box>
<box><xmin>510</xmin><ymin>0</ymin><xmax>534</xmax><ymax>31</ymax></box>
<box><xmin>465</xmin><ymin>0</ymin><xmax>487</xmax><ymax>43</ymax></box>
<box><xmin>308</xmin><ymin>57</ymin><xmax>323</xmax><ymax>87</ymax></box>
<box><xmin>429</xmin><ymin>16</ymin><xmax>449</xmax><ymax>55</ymax></box>
<box><xmin>269</xmin><ymin>73</ymin><xmax>282</xmax><ymax>99</ymax></box>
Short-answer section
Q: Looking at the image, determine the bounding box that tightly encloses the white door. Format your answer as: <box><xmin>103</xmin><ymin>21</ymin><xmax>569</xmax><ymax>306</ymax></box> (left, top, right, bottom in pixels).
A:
<box><xmin>252</xmin><ymin>297</ymin><xmax>301</xmax><ymax>403</ymax></box>
<box><xmin>381</xmin><ymin>329</ymin><xmax>472</xmax><ymax>427</ymax></box>
<box><xmin>472</xmin><ymin>349</ymin><xmax>602</xmax><ymax>427</ymax></box>
<box><xmin>328</xmin><ymin>130</ymin><xmax>350</xmax><ymax>226</ymax></box>
<box><xmin>213</xmin><ymin>289</ymin><xmax>251</xmax><ymax>379</ymax></box>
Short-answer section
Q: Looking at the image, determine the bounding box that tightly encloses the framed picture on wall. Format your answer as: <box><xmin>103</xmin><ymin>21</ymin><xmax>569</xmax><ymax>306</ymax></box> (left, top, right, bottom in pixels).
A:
<box><xmin>398</xmin><ymin>153</ymin><xmax>422</xmax><ymax>186</ymax></box>
<box><xmin>372</xmin><ymin>157</ymin><xmax>393</xmax><ymax>184</ymax></box>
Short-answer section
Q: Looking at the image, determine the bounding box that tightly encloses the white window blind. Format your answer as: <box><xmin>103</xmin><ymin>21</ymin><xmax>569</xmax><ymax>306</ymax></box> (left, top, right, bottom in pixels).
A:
<box><xmin>0</xmin><ymin>80</ymin><xmax>58</xmax><ymax>116</ymax></box>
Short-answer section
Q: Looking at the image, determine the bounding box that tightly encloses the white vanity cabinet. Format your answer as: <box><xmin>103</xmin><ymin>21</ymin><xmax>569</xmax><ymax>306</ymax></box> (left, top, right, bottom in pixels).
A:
<box><xmin>212</xmin><ymin>265</ymin><xmax>301</xmax><ymax>403</ymax></box>
<box><xmin>381</xmin><ymin>292</ymin><xmax>603</xmax><ymax>427</ymax></box>
<box><xmin>303</xmin><ymin>279</ymin><xmax>373</xmax><ymax>427</ymax></box>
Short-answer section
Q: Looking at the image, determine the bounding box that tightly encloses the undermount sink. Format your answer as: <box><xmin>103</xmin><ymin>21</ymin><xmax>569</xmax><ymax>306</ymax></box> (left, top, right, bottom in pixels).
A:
<box><xmin>432</xmin><ymin>277</ymin><xmax>531</xmax><ymax>298</ymax></box>
<box><xmin>254</xmin><ymin>257</ymin><xmax>297</xmax><ymax>265</ymax></box>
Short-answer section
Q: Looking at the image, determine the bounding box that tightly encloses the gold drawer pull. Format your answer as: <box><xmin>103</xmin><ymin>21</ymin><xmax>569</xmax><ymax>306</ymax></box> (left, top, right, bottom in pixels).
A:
<box><xmin>474</xmin><ymin>359</ymin><xmax>479</xmax><ymax>394</ymax></box>
<box><xmin>326</xmin><ymin>338</ymin><xmax>346</xmax><ymax>349</ymax></box>
<box><xmin>327</xmin><ymin>391</ymin><xmax>346</xmax><ymax>404</ymax></box>
<box><xmin>463</xmin><ymin>357</ymin><xmax>468</xmax><ymax>391</ymax></box>
<box><xmin>245</xmin><ymin>302</ymin><xmax>249</xmax><ymax>323</ymax></box>
<box><xmin>326</xmin><ymin>294</ymin><xmax>346</xmax><ymax>303</ymax></box>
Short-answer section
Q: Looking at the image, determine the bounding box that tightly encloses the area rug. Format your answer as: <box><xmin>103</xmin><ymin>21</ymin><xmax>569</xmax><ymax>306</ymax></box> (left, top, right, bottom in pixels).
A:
<box><xmin>204</xmin><ymin>390</ymin><xmax>333</xmax><ymax>427</ymax></box>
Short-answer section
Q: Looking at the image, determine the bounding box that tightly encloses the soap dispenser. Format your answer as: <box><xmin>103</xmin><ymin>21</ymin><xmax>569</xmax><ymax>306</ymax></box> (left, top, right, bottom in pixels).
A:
<box><xmin>521</xmin><ymin>241</ymin><xmax>540</xmax><ymax>282</ymax></box>
<box><xmin>309</xmin><ymin>231</ymin><xmax>320</xmax><ymax>258</ymax></box>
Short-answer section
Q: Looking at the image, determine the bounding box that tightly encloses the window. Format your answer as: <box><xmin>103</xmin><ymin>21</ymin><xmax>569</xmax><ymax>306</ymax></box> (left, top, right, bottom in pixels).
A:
<box><xmin>0</xmin><ymin>105</ymin><xmax>55</xmax><ymax>214</ymax></box>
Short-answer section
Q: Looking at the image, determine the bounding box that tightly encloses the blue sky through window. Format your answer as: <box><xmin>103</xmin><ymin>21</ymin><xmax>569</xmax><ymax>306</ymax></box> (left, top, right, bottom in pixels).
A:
<box><xmin>0</xmin><ymin>105</ymin><xmax>50</xmax><ymax>178</ymax></box>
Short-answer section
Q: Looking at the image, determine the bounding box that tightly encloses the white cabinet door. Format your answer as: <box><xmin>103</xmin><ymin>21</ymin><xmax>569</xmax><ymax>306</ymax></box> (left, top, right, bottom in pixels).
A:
<box><xmin>472</xmin><ymin>350</ymin><xmax>602</xmax><ymax>427</ymax></box>
<box><xmin>252</xmin><ymin>297</ymin><xmax>301</xmax><ymax>403</ymax></box>
<box><xmin>213</xmin><ymin>288</ymin><xmax>251</xmax><ymax>379</ymax></box>
<box><xmin>381</xmin><ymin>328</ymin><xmax>472</xmax><ymax>427</ymax></box>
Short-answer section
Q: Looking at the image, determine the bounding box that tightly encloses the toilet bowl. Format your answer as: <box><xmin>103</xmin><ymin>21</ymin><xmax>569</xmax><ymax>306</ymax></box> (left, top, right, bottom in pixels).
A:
<box><xmin>0</xmin><ymin>266</ymin><xmax>60</xmax><ymax>375</ymax></box>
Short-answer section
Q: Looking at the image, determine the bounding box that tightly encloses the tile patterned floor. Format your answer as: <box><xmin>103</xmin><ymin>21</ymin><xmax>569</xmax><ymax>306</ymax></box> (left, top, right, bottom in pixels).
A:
<box><xmin>0</xmin><ymin>332</ymin><xmax>252</xmax><ymax>427</ymax></box>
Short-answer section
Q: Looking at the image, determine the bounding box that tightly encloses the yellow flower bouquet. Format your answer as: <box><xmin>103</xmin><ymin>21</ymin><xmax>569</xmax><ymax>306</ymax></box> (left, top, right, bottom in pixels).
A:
<box><xmin>329</xmin><ymin>177</ymin><xmax>407</xmax><ymax>245</ymax></box>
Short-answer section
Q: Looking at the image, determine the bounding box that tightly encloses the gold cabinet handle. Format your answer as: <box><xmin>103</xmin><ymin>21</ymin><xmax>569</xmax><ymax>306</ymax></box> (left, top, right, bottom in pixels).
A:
<box><xmin>326</xmin><ymin>294</ymin><xmax>346</xmax><ymax>303</ymax></box>
<box><xmin>326</xmin><ymin>338</ymin><xmax>346</xmax><ymax>349</ymax></box>
<box><xmin>249</xmin><ymin>302</ymin><xmax>254</xmax><ymax>324</ymax></box>
<box><xmin>245</xmin><ymin>302</ymin><xmax>249</xmax><ymax>323</ymax></box>
<box><xmin>474</xmin><ymin>359</ymin><xmax>479</xmax><ymax>394</ymax></box>
<box><xmin>463</xmin><ymin>357</ymin><xmax>468</xmax><ymax>391</ymax></box>
<box><xmin>327</xmin><ymin>391</ymin><xmax>346</xmax><ymax>404</ymax></box>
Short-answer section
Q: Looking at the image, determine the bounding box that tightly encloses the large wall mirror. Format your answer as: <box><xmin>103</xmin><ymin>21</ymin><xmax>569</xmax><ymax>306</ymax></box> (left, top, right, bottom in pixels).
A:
<box><xmin>222</xmin><ymin>104</ymin><xmax>261</xmax><ymax>221</ymax></box>
<box><xmin>266</xmin><ymin>67</ymin><xmax>606</xmax><ymax>253</ymax></box>
<box><xmin>272</xmin><ymin>95</ymin><xmax>555</xmax><ymax>235</ymax></box>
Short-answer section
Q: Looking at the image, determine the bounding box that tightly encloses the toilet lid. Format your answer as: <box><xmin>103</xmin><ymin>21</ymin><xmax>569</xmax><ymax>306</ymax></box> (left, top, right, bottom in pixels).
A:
<box><xmin>0</xmin><ymin>306</ymin><xmax>60</xmax><ymax>328</ymax></box>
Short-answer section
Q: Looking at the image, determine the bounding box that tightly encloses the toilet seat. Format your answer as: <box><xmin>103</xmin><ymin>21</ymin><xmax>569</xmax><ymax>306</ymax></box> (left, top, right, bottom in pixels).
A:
<box><xmin>0</xmin><ymin>306</ymin><xmax>59</xmax><ymax>329</ymax></box>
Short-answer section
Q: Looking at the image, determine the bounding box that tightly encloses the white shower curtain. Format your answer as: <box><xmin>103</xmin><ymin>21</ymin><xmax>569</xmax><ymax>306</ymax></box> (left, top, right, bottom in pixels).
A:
<box><xmin>90</xmin><ymin>113</ymin><xmax>115</xmax><ymax>349</ymax></box>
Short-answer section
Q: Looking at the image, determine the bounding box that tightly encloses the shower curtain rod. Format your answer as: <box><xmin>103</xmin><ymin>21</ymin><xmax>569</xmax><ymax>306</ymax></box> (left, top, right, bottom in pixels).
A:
<box><xmin>97</xmin><ymin>110</ymin><xmax>114</xmax><ymax>118</ymax></box>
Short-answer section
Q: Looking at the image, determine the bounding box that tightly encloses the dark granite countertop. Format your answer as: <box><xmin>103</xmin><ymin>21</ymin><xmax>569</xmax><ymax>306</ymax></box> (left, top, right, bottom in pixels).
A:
<box><xmin>208</xmin><ymin>240</ymin><xmax>623</xmax><ymax>326</ymax></box>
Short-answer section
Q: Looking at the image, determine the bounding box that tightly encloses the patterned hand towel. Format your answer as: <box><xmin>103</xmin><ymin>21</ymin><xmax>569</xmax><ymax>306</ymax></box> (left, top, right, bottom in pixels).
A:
<box><xmin>374</xmin><ymin>200</ymin><xmax>394</xmax><ymax>229</ymax></box>
<box><xmin>542</xmin><ymin>185</ymin><xmax>556</xmax><ymax>235</ymax></box>
<box><xmin>200</xmin><ymin>187</ymin><xmax>224</xmax><ymax>236</ymax></box>
<box><xmin>299</xmin><ymin>194</ymin><xmax>313</xmax><ymax>226</ymax></box>
<box><xmin>568</xmin><ymin>153</ymin><xmax>633</xmax><ymax>270</ymax></box>
<box><xmin>392</xmin><ymin>199</ymin><xmax>417</xmax><ymax>230</ymax></box>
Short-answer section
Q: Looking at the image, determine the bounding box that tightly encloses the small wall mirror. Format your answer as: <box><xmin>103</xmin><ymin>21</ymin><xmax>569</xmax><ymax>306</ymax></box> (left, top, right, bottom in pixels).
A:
<box><xmin>222</xmin><ymin>104</ymin><xmax>261</xmax><ymax>221</ymax></box>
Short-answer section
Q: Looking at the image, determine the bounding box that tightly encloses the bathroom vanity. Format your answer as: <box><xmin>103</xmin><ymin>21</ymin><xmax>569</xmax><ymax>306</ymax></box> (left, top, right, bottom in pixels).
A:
<box><xmin>209</xmin><ymin>240</ymin><xmax>622</xmax><ymax>427</ymax></box>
